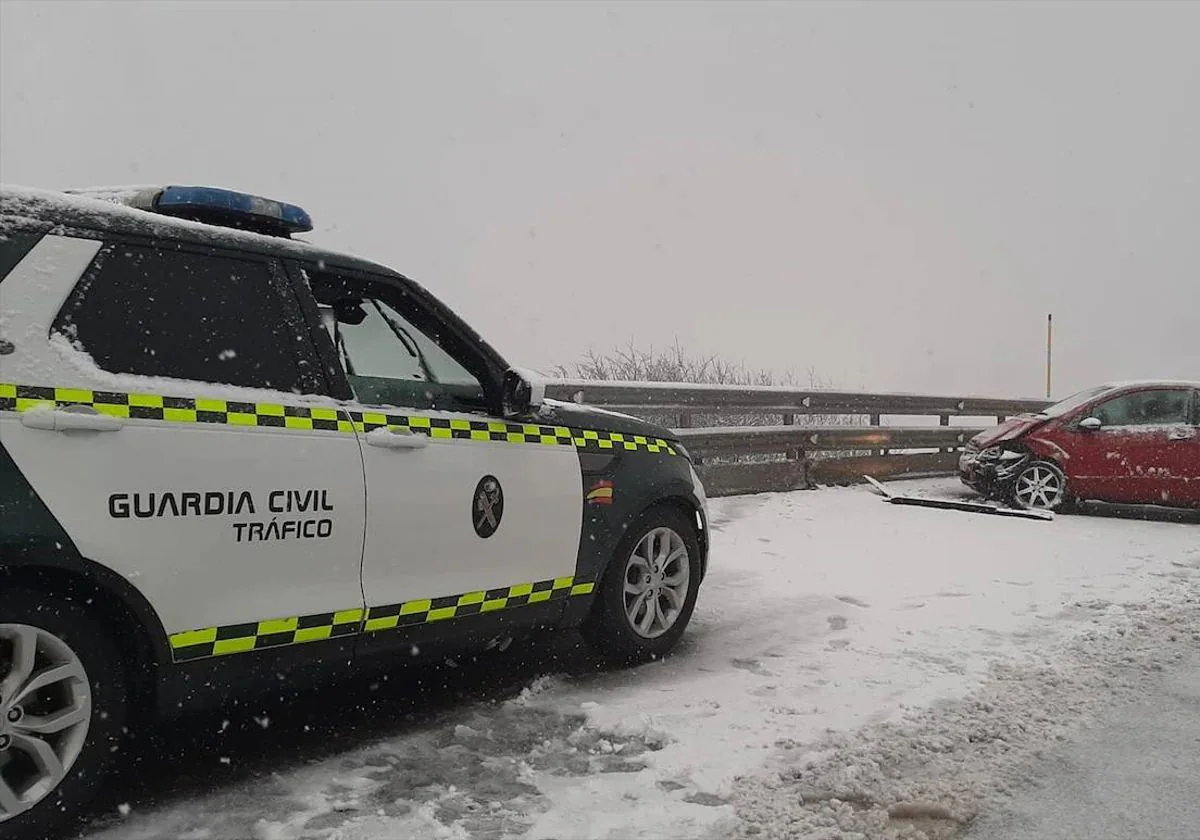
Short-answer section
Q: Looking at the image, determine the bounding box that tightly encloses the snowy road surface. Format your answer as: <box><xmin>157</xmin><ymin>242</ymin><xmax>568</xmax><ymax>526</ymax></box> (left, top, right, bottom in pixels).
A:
<box><xmin>82</xmin><ymin>479</ymin><xmax>1200</xmax><ymax>840</ymax></box>
<box><xmin>967</xmin><ymin>651</ymin><xmax>1200</xmax><ymax>840</ymax></box>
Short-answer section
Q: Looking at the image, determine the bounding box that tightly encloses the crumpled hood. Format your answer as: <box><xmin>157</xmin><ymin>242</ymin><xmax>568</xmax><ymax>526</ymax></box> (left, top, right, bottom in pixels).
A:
<box><xmin>971</xmin><ymin>414</ymin><xmax>1049</xmax><ymax>448</ymax></box>
<box><xmin>535</xmin><ymin>398</ymin><xmax>675</xmax><ymax>440</ymax></box>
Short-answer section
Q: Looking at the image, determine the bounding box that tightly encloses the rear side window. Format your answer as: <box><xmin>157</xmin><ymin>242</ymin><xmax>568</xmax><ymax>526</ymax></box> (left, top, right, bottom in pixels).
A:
<box><xmin>53</xmin><ymin>243</ymin><xmax>313</xmax><ymax>393</ymax></box>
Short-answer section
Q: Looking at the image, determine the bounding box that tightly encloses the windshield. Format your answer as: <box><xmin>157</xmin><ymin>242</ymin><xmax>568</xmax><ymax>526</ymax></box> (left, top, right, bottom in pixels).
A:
<box><xmin>1039</xmin><ymin>384</ymin><xmax>1116</xmax><ymax>418</ymax></box>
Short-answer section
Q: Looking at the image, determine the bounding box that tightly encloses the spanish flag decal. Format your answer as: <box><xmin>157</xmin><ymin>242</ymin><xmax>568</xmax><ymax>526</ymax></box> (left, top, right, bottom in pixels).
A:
<box><xmin>586</xmin><ymin>479</ymin><xmax>614</xmax><ymax>505</ymax></box>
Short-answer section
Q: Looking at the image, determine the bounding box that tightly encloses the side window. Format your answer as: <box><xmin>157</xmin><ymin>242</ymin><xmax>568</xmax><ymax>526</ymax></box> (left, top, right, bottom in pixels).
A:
<box><xmin>333</xmin><ymin>299</ymin><xmax>479</xmax><ymax>387</ymax></box>
<box><xmin>305</xmin><ymin>270</ymin><xmax>486</xmax><ymax>411</ymax></box>
<box><xmin>1090</xmin><ymin>389</ymin><xmax>1192</xmax><ymax>427</ymax></box>
<box><xmin>53</xmin><ymin>243</ymin><xmax>315</xmax><ymax>393</ymax></box>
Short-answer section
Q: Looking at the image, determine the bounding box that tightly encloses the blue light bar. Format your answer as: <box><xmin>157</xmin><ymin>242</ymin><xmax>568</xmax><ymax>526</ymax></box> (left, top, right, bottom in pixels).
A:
<box><xmin>134</xmin><ymin>185</ymin><xmax>313</xmax><ymax>237</ymax></box>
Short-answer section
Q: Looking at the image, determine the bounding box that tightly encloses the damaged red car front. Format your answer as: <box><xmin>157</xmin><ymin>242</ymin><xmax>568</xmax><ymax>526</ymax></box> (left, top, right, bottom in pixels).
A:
<box><xmin>959</xmin><ymin>382</ymin><xmax>1200</xmax><ymax>512</ymax></box>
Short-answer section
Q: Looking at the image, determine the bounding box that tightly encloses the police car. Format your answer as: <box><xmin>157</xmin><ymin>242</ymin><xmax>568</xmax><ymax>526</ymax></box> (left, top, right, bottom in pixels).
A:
<box><xmin>0</xmin><ymin>184</ymin><xmax>709</xmax><ymax>838</ymax></box>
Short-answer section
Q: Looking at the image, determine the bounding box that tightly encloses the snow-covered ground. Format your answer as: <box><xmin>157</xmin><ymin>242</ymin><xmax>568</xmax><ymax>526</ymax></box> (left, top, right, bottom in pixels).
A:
<box><xmin>83</xmin><ymin>479</ymin><xmax>1200</xmax><ymax>840</ymax></box>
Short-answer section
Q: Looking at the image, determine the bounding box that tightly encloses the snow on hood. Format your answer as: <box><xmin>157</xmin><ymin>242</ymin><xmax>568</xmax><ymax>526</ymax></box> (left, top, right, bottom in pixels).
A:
<box><xmin>970</xmin><ymin>414</ymin><xmax>1048</xmax><ymax>447</ymax></box>
<box><xmin>540</xmin><ymin>397</ymin><xmax>643</xmax><ymax>423</ymax></box>
<box><xmin>537</xmin><ymin>397</ymin><xmax>673</xmax><ymax>439</ymax></box>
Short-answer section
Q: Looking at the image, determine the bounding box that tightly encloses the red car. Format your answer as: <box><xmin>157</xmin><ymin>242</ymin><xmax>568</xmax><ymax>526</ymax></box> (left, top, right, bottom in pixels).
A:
<box><xmin>959</xmin><ymin>381</ymin><xmax>1200</xmax><ymax>512</ymax></box>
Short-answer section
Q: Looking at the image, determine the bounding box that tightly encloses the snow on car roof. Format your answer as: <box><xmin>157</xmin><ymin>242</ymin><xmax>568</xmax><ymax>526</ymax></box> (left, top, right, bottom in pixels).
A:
<box><xmin>0</xmin><ymin>183</ymin><xmax>393</xmax><ymax>277</ymax></box>
<box><xmin>1099</xmin><ymin>379</ymin><xmax>1200</xmax><ymax>389</ymax></box>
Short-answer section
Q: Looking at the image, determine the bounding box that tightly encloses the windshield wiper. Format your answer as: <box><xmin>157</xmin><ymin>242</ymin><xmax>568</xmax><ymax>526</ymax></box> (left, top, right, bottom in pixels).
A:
<box><xmin>372</xmin><ymin>300</ymin><xmax>436</xmax><ymax>383</ymax></box>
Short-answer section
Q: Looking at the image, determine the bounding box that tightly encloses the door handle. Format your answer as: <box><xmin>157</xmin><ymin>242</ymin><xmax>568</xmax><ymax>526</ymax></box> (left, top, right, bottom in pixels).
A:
<box><xmin>365</xmin><ymin>427</ymin><xmax>429</xmax><ymax>450</ymax></box>
<box><xmin>20</xmin><ymin>406</ymin><xmax>123</xmax><ymax>433</ymax></box>
<box><xmin>1167</xmin><ymin>428</ymin><xmax>1196</xmax><ymax>441</ymax></box>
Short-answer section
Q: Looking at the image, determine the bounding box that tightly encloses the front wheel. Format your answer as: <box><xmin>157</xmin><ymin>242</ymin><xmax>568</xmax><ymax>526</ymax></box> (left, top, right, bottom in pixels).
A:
<box><xmin>581</xmin><ymin>506</ymin><xmax>702</xmax><ymax>664</ymax></box>
<box><xmin>0</xmin><ymin>590</ymin><xmax>129</xmax><ymax>840</ymax></box>
<box><xmin>1010</xmin><ymin>460</ymin><xmax>1070</xmax><ymax>512</ymax></box>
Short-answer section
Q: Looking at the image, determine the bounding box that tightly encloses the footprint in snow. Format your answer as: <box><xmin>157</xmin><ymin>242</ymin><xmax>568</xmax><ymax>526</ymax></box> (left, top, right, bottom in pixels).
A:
<box><xmin>683</xmin><ymin>792</ymin><xmax>729</xmax><ymax>807</ymax></box>
<box><xmin>836</xmin><ymin>595</ymin><xmax>870</xmax><ymax>608</ymax></box>
<box><xmin>731</xmin><ymin>657</ymin><xmax>774</xmax><ymax>677</ymax></box>
<box><xmin>827</xmin><ymin>615</ymin><xmax>849</xmax><ymax>631</ymax></box>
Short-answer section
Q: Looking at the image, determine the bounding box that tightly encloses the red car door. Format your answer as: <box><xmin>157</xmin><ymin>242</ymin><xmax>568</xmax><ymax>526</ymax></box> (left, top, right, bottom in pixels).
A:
<box><xmin>1179</xmin><ymin>389</ymin><xmax>1200</xmax><ymax>505</ymax></box>
<box><xmin>1074</xmin><ymin>387</ymin><xmax>1196</xmax><ymax>505</ymax></box>
<box><xmin>1052</xmin><ymin>420</ymin><xmax>1125</xmax><ymax>502</ymax></box>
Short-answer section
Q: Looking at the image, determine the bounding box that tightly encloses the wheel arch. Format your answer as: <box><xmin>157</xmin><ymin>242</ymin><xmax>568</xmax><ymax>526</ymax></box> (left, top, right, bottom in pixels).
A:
<box><xmin>635</xmin><ymin>493</ymin><xmax>709</xmax><ymax>580</ymax></box>
<box><xmin>0</xmin><ymin>549</ymin><xmax>170</xmax><ymax>717</ymax></box>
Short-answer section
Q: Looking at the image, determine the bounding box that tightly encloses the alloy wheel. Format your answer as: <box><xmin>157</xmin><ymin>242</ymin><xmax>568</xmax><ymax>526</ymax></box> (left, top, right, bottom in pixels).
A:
<box><xmin>1013</xmin><ymin>463</ymin><xmax>1066</xmax><ymax>510</ymax></box>
<box><xmin>0</xmin><ymin>624</ymin><xmax>92</xmax><ymax>823</ymax></box>
<box><xmin>623</xmin><ymin>527</ymin><xmax>691</xmax><ymax>639</ymax></box>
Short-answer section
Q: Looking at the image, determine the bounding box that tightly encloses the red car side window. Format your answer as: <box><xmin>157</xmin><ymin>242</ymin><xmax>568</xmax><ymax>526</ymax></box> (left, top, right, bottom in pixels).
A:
<box><xmin>1091</xmin><ymin>389</ymin><xmax>1191</xmax><ymax>427</ymax></box>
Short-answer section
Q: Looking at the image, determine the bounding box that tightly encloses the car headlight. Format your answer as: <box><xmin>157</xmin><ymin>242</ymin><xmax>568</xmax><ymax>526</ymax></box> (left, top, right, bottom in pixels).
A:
<box><xmin>980</xmin><ymin>446</ymin><xmax>1025</xmax><ymax>462</ymax></box>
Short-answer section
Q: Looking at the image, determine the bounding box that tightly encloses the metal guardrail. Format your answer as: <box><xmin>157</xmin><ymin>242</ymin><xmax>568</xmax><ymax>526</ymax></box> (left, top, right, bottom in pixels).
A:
<box><xmin>546</xmin><ymin>380</ymin><xmax>1052</xmax><ymax>497</ymax></box>
<box><xmin>674</xmin><ymin>425</ymin><xmax>984</xmax><ymax>455</ymax></box>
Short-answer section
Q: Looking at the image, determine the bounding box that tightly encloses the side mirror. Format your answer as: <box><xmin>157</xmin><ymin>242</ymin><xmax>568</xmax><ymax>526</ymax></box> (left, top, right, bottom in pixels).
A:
<box><xmin>332</xmin><ymin>299</ymin><xmax>368</xmax><ymax>325</ymax></box>
<box><xmin>1079</xmin><ymin>416</ymin><xmax>1102</xmax><ymax>431</ymax></box>
<box><xmin>501</xmin><ymin>367</ymin><xmax>546</xmax><ymax>418</ymax></box>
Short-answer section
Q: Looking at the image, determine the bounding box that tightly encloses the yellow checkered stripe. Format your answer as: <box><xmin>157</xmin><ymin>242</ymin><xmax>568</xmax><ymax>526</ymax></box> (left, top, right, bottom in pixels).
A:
<box><xmin>168</xmin><ymin>577</ymin><xmax>597</xmax><ymax>662</ymax></box>
<box><xmin>363</xmin><ymin>576</ymin><xmax>595</xmax><ymax>632</ymax></box>
<box><xmin>170</xmin><ymin>608</ymin><xmax>365</xmax><ymax>662</ymax></box>
<box><xmin>347</xmin><ymin>410</ymin><xmax>676</xmax><ymax>455</ymax></box>
<box><xmin>0</xmin><ymin>384</ymin><xmax>676</xmax><ymax>455</ymax></box>
<box><xmin>0</xmin><ymin>384</ymin><xmax>352</xmax><ymax>432</ymax></box>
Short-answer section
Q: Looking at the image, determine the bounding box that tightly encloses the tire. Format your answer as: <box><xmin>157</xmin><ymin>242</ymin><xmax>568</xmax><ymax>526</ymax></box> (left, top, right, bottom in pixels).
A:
<box><xmin>1010</xmin><ymin>460</ymin><xmax>1071</xmax><ymax>512</ymax></box>
<box><xmin>0</xmin><ymin>588</ymin><xmax>129</xmax><ymax>840</ymax></box>
<box><xmin>581</xmin><ymin>505</ymin><xmax>703</xmax><ymax>664</ymax></box>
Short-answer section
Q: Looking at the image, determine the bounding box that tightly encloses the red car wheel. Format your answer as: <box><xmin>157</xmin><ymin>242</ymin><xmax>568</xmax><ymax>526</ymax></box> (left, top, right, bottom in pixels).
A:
<box><xmin>1011</xmin><ymin>461</ymin><xmax>1070</xmax><ymax>511</ymax></box>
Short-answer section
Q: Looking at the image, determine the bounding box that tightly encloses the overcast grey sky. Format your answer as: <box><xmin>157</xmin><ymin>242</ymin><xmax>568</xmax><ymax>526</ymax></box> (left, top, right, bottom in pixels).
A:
<box><xmin>2</xmin><ymin>0</ymin><xmax>1196</xmax><ymax>398</ymax></box>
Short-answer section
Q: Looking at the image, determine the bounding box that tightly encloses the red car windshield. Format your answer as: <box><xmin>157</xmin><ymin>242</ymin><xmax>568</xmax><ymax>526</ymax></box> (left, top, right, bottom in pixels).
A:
<box><xmin>1039</xmin><ymin>385</ymin><xmax>1116</xmax><ymax>419</ymax></box>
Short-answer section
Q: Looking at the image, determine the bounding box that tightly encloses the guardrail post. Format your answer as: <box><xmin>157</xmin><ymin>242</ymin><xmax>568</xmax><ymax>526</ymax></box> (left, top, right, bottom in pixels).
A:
<box><xmin>799</xmin><ymin>449</ymin><xmax>814</xmax><ymax>489</ymax></box>
<box><xmin>870</xmin><ymin>413</ymin><xmax>885</xmax><ymax>456</ymax></box>
<box><xmin>940</xmin><ymin>414</ymin><xmax>951</xmax><ymax>453</ymax></box>
<box><xmin>784</xmin><ymin>412</ymin><xmax>797</xmax><ymax>460</ymax></box>
<box><xmin>677</xmin><ymin>413</ymin><xmax>692</xmax><ymax>429</ymax></box>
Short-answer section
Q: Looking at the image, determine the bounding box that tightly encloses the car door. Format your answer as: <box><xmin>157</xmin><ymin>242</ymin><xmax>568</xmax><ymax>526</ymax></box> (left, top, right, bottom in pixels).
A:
<box><xmin>0</xmin><ymin>234</ymin><xmax>367</xmax><ymax>663</ymax></box>
<box><xmin>1180</xmin><ymin>389</ymin><xmax>1200</xmax><ymax>505</ymax></box>
<box><xmin>1069</xmin><ymin>386</ymin><xmax>1195</xmax><ymax>505</ymax></box>
<box><xmin>292</xmin><ymin>263</ymin><xmax>585</xmax><ymax>654</ymax></box>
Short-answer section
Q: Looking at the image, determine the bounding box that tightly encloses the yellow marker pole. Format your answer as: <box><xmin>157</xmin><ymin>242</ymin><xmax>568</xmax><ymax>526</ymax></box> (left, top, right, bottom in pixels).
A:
<box><xmin>1046</xmin><ymin>313</ymin><xmax>1053</xmax><ymax>399</ymax></box>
